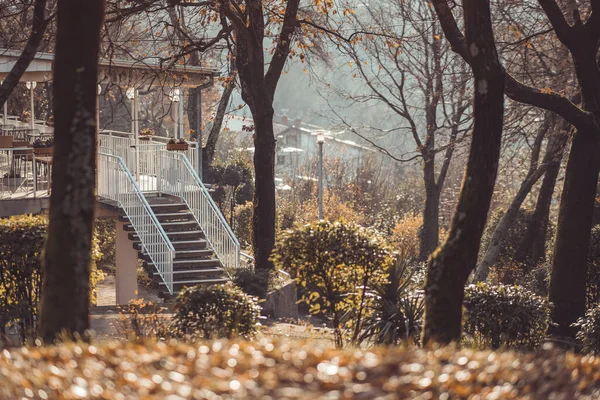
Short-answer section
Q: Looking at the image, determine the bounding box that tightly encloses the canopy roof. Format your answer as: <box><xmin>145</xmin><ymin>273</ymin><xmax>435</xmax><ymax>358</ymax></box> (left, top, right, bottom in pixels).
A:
<box><xmin>0</xmin><ymin>48</ymin><xmax>218</xmax><ymax>88</ymax></box>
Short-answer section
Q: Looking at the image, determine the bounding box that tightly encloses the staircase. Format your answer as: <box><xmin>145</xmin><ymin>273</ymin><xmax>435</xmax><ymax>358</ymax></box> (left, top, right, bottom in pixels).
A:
<box><xmin>98</xmin><ymin>148</ymin><xmax>240</xmax><ymax>297</ymax></box>
<box><xmin>120</xmin><ymin>197</ymin><xmax>230</xmax><ymax>294</ymax></box>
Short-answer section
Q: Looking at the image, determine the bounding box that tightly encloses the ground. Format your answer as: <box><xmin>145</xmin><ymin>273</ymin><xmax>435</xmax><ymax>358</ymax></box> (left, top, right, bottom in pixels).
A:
<box><xmin>91</xmin><ymin>275</ymin><xmax>335</xmax><ymax>345</ymax></box>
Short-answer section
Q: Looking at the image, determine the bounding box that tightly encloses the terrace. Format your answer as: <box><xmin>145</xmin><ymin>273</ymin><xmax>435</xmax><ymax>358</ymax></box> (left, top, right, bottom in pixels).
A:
<box><xmin>0</xmin><ymin>49</ymin><xmax>242</xmax><ymax>303</ymax></box>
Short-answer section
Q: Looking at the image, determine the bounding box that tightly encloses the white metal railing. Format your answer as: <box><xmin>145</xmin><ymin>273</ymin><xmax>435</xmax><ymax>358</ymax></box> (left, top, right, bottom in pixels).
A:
<box><xmin>97</xmin><ymin>152</ymin><xmax>175</xmax><ymax>293</ymax></box>
<box><xmin>99</xmin><ymin>130</ymin><xmax>199</xmax><ymax>171</ymax></box>
<box><xmin>0</xmin><ymin>147</ymin><xmax>48</xmax><ymax>198</ymax></box>
<box><xmin>158</xmin><ymin>150</ymin><xmax>240</xmax><ymax>272</ymax></box>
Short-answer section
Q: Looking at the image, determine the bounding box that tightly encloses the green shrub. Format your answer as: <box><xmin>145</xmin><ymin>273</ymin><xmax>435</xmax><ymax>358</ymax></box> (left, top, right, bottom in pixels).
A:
<box><xmin>0</xmin><ymin>215</ymin><xmax>104</xmax><ymax>345</ymax></box>
<box><xmin>463</xmin><ymin>283</ymin><xmax>550</xmax><ymax>350</ymax></box>
<box><xmin>95</xmin><ymin>218</ymin><xmax>116</xmax><ymax>273</ymax></box>
<box><xmin>487</xmin><ymin>262</ymin><xmax>550</xmax><ymax>297</ymax></box>
<box><xmin>171</xmin><ymin>283</ymin><xmax>261</xmax><ymax>339</ymax></box>
<box><xmin>480</xmin><ymin>208</ymin><xmax>534</xmax><ymax>265</ymax></box>
<box><xmin>116</xmin><ymin>298</ymin><xmax>170</xmax><ymax>339</ymax></box>
<box><xmin>271</xmin><ymin>220</ymin><xmax>392</xmax><ymax>347</ymax></box>
<box><xmin>233</xmin><ymin>201</ymin><xmax>253</xmax><ymax>250</ymax></box>
<box><xmin>359</xmin><ymin>255</ymin><xmax>424</xmax><ymax>346</ymax></box>
<box><xmin>574</xmin><ymin>305</ymin><xmax>600</xmax><ymax>354</ymax></box>
<box><xmin>233</xmin><ymin>268</ymin><xmax>270</xmax><ymax>299</ymax></box>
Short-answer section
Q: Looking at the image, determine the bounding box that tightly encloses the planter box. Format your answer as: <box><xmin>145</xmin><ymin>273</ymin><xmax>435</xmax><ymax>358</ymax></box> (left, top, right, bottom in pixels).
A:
<box><xmin>167</xmin><ymin>143</ymin><xmax>189</xmax><ymax>151</ymax></box>
<box><xmin>33</xmin><ymin>147</ymin><xmax>53</xmax><ymax>156</ymax></box>
<box><xmin>3</xmin><ymin>177</ymin><xmax>25</xmax><ymax>187</ymax></box>
<box><xmin>19</xmin><ymin>117</ymin><xmax>31</xmax><ymax>123</ymax></box>
<box><xmin>139</xmin><ymin>136</ymin><xmax>151</xmax><ymax>141</ymax></box>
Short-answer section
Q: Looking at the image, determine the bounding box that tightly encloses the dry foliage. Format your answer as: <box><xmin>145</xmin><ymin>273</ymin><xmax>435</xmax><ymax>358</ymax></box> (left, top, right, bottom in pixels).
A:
<box><xmin>2</xmin><ymin>340</ymin><xmax>600</xmax><ymax>398</ymax></box>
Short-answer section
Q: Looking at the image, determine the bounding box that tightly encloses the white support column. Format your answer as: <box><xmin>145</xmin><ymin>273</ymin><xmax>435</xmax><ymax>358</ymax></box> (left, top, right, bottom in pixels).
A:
<box><xmin>134</xmin><ymin>89</ymin><xmax>140</xmax><ymax>181</ymax></box>
<box><xmin>179</xmin><ymin>88</ymin><xmax>185</xmax><ymax>140</ymax></box>
<box><xmin>173</xmin><ymin>98</ymin><xmax>179</xmax><ymax>139</ymax></box>
<box><xmin>28</xmin><ymin>82</ymin><xmax>36</xmax><ymax>131</ymax></box>
<box><xmin>115</xmin><ymin>219</ymin><xmax>138</xmax><ymax>305</ymax></box>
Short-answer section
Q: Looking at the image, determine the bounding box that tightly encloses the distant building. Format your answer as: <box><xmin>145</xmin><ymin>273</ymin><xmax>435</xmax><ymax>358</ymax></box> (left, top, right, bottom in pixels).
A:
<box><xmin>222</xmin><ymin>114</ymin><xmax>377</xmax><ymax>185</ymax></box>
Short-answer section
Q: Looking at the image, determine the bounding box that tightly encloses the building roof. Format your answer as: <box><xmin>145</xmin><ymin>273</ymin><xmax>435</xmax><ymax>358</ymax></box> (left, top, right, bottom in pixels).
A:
<box><xmin>0</xmin><ymin>48</ymin><xmax>218</xmax><ymax>88</ymax></box>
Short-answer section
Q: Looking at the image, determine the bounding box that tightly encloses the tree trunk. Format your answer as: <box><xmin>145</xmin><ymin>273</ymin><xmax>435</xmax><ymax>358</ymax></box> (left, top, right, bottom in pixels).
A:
<box><xmin>474</xmin><ymin>166</ymin><xmax>548</xmax><ymax>282</ymax></box>
<box><xmin>423</xmin><ymin>0</ymin><xmax>504</xmax><ymax>345</ymax></box>
<box><xmin>419</xmin><ymin>176</ymin><xmax>440</xmax><ymax>261</ymax></box>
<box><xmin>252</xmin><ymin>107</ymin><xmax>277</xmax><ymax>270</ymax></box>
<box><xmin>0</xmin><ymin>0</ymin><xmax>48</xmax><ymax>108</ymax></box>
<box><xmin>548</xmin><ymin>127</ymin><xmax>600</xmax><ymax>338</ymax></box>
<box><xmin>38</xmin><ymin>0</ymin><xmax>104</xmax><ymax>343</ymax></box>
<box><xmin>514</xmin><ymin>118</ymin><xmax>570</xmax><ymax>265</ymax></box>
<box><xmin>202</xmin><ymin>77</ymin><xmax>235</xmax><ymax>171</ymax></box>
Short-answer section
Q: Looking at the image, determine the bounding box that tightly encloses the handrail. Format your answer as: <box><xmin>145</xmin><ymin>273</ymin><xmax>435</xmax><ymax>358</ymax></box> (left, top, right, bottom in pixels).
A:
<box><xmin>97</xmin><ymin>152</ymin><xmax>175</xmax><ymax>293</ymax></box>
<box><xmin>158</xmin><ymin>150</ymin><xmax>240</xmax><ymax>272</ymax></box>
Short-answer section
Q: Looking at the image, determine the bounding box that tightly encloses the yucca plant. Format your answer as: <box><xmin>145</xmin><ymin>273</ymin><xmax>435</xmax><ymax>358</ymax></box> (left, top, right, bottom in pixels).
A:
<box><xmin>358</xmin><ymin>253</ymin><xmax>424</xmax><ymax>346</ymax></box>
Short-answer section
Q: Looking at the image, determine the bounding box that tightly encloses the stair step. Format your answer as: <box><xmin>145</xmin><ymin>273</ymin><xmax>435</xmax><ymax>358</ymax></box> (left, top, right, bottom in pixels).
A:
<box><xmin>120</xmin><ymin>212</ymin><xmax>195</xmax><ymax>223</ymax></box>
<box><xmin>149</xmin><ymin>203</ymin><xmax>188</xmax><ymax>212</ymax></box>
<box><xmin>152</xmin><ymin>267</ymin><xmax>224</xmax><ymax>277</ymax></box>
<box><xmin>140</xmin><ymin>251</ymin><xmax>215</xmax><ymax>264</ymax></box>
<box><xmin>176</xmin><ymin>249</ymin><xmax>214</xmax><ymax>258</ymax></box>
<box><xmin>155</xmin><ymin>212</ymin><xmax>195</xmax><ymax>222</ymax></box>
<box><xmin>159</xmin><ymin>278</ymin><xmax>230</xmax><ymax>288</ymax></box>
<box><xmin>160</xmin><ymin>221</ymin><xmax>200</xmax><ymax>231</ymax></box>
<box><xmin>133</xmin><ymin>239</ymin><xmax>208</xmax><ymax>251</ymax></box>
<box><xmin>124</xmin><ymin>221</ymin><xmax>198</xmax><ymax>233</ymax></box>
<box><xmin>147</xmin><ymin>258</ymin><xmax>221</xmax><ymax>268</ymax></box>
<box><xmin>141</xmin><ymin>249</ymin><xmax>214</xmax><ymax>259</ymax></box>
<box><xmin>172</xmin><ymin>240</ymin><xmax>208</xmax><ymax>250</ymax></box>
<box><xmin>129</xmin><ymin>230</ymin><xmax>204</xmax><ymax>241</ymax></box>
<box><xmin>167</xmin><ymin>230</ymin><xmax>205</xmax><ymax>240</ymax></box>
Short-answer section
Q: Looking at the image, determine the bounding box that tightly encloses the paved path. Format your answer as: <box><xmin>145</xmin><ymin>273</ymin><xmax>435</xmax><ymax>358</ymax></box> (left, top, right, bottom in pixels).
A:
<box><xmin>91</xmin><ymin>274</ymin><xmax>163</xmax><ymax>338</ymax></box>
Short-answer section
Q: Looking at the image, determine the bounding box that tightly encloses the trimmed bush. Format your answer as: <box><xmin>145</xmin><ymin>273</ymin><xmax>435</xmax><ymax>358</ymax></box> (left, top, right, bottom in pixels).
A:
<box><xmin>575</xmin><ymin>305</ymin><xmax>600</xmax><ymax>354</ymax></box>
<box><xmin>233</xmin><ymin>268</ymin><xmax>271</xmax><ymax>299</ymax></box>
<box><xmin>233</xmin><ymin>201</ymin><xmax>253</xmax><ymax>250</ymax></box>
<box><xmin>0</xmin><ymin>215</ymin><xmax>104</xmax><ymax>345</ymax></box>
<box><xmin>271</xmin><ymin>220</ymin><xmax>392</xmax><ymax>346</ymax></box>
<box><xmin>171</xmin><ymin>283</ymin><xmax>261</xmax><ymax>339</ymax></box>
<box><xmin>95</xmin><ymin>218</ymin><xmax>116</xmax><ymax>273</ymax></box>
<box><xmin>463</xmin><ymin>283</ymin><xmax>550</xmax><ymax>350</ymax></box>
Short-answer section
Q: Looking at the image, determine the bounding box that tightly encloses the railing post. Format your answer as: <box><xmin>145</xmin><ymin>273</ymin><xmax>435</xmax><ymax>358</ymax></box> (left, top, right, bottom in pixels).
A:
<box><xmin>32</xmin><ymin>152</ymin><xmax>37</xmax><ymax>197</ymax></box>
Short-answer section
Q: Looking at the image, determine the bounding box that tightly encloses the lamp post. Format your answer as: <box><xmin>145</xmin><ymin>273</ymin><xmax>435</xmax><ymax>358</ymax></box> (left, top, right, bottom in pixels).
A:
<box><xmin>317</xmin><ymin>132</ymin><xmax>325</xmax><ymax>220</ymax></box>
<box><xmin>26</xmin><ymin>81</ymin><xmax>37</xmax><ymax>131</ymax></box>
<box><xmin>1</xmin><ymin>80</ymin><xmax>6</xmax><ymax>126</ymax></box>
<box><xmin>97</xmin><ymin>84</ymin><xmax>102</xmax><ymax>131</ymax></box>
<box><xmin>126</xmin><ymin>87</ymin><xmax>139</xmax><ymax>179</ymax></box>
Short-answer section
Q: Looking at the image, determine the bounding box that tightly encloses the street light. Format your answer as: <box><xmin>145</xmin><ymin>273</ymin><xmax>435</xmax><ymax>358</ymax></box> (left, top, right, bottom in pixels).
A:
<box><xmin>317</xmin><ymin>132</ymin><xmax>325</xmax><ymax>220</ymax></box>
<box><xmin>26</xmin><ymin>81</ymin><xmax>37</xmax><ymax>131</ymax></box>
<box><xmin>1</xmin><ymin>80</ymin><xmax>6</xmax><ymax>126</ymax></box>
<box><xmin>126</xmin><ymin>87</ymin><xmax>139</xmax><ymax>179</ymax></box>
<box><xmin>97</xmin><ymin>84</ymin><xmax>102</xmax><ymax>130</ymax></box>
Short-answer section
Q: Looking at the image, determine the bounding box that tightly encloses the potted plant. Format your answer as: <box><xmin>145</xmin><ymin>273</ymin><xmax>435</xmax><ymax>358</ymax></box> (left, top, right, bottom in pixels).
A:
<box><xmin>46</xmin><ymin>115</ymin><xmax>54</xmax><ymax>127</ymax></box>
<box><xmin>3</xmin><ymin>171</ymin><xmax>24</xmax><ymax>187</ymax></box>
<box><xmin>33</xmin><ymin>138</ymin><xmax>53</xmax><ymax>156</ymax></box>
<box><xmin>167</xmin><ymin>137</ymin><xmax>189</xmax><ymax>151</ymax></box>
<box><xmin>20</xmin><ymin>110</ymin><xmax>31</xmax><ymax>123</ymax></box>
<box><xmin>139</xmin><ymin>127</ymin><xmax>155</xmax><ymax>141</ymax></box>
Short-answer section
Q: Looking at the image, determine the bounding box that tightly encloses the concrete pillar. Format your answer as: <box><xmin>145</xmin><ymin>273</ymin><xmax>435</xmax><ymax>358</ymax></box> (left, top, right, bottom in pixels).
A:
<box><xmin>115</xmin><ymin>219</ymin><xmax>138</xmax><ymax>304</ymax></box>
